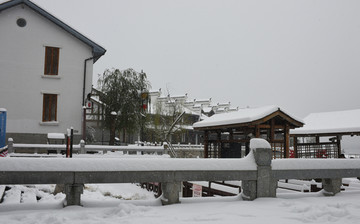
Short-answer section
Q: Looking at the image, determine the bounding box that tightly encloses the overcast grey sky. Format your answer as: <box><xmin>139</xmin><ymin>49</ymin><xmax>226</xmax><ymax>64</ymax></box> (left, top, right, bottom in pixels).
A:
<box><xmin>17</xmin><ymin>0</ymin><xmax>360</xmax><ymax>117</ymax></box>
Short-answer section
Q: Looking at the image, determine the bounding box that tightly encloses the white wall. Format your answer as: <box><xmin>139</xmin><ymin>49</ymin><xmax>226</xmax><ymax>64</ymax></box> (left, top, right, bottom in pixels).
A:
<box><xmin>0</xmin><ymin>5</ymin><xmax>94</xmax><ymax>135</ymax></box>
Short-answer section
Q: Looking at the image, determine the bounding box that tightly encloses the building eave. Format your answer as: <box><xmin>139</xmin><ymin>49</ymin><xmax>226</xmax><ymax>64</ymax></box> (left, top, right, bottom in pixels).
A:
<box><xmin>0</xmin><ymin>0</ymin><xmax>106</xmax><ymax>62</ymax></box>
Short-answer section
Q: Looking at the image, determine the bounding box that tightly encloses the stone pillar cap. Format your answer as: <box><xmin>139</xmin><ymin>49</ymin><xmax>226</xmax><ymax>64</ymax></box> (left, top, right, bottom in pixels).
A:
<box><xmin>250</xmin><ymin>138</ymin><xmax>271</xmax><ymax>150</ymax></box>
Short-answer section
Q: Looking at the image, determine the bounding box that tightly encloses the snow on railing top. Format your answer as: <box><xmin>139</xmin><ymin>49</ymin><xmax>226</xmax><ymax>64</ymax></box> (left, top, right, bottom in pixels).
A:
<box><xmin>272</xmin><ymin>158</ymin><xmax>360</xmax><ymax>170</ymax></box>
<box><xmin>0</xmin><ymin>157</ymin><xmax>257</xmax><ymax>172</ymax></box>
<box><xmin>12</xmin><ymin>143</ymin><xmax>79</xmax><ymax>149</ymax></box>
<box><xmin>11</xmin><ymin>143</ymin><xmax>164</xmax><ymax>151</ymax></box>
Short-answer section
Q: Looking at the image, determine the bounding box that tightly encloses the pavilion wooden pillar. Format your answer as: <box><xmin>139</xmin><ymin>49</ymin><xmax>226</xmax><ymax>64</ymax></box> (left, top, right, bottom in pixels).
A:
<box><xmin>255</xmin><ymin>126</ymin><xmax>260</xmax><ymax>138</ymax></box>
<box><xmin>245</xmin><ymin>128</ymin><xmax>251</xmax><ymax>156</ymax></box>
<box><xmin>336</xmin><ymin>135</ymin><xmax>342</xmax><ymax>158</ymax></box>
<box><xmin>270</xmin><ymin>119</ymin><xmax>275</xmax><ymax>141</ymax></box>
<box><xmin>269</xmin><ymin>120</ymin><xmax>275</xmax><ymax>158</ymax></box>
<box><xmin>229</xmin><ymin>130</ymin><xmax>233</xmax><ymax>141</ymax></box>
<box><xmin>204</xmin><ymin>131</ymin><xmax>209</xmax><ymax>158</ymax></box>
<box><xmin>284</xmin><ymin>124</ymin><xmax>290</xmax><ymax>158</ymax></box>
<box><xmin>217</xmin><ymin>131</ymin><xmax>222</xmax><ymax>158</ymax></box>
<box><xmin>293</xmin><ymin>136</ymin><xmax>298</xmax><ymax>158</ymax></box>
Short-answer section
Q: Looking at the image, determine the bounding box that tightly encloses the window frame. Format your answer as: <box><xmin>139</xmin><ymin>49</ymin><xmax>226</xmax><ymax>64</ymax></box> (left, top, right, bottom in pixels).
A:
<box><xmin>42</xmin><ymin>94</ymin><xmax>58</xmax><ymax>122</ymax></box>
<box><xmin>44</xmin><ymin>46</ymin><xmax>60</xmax><ymax>75</ymax></box>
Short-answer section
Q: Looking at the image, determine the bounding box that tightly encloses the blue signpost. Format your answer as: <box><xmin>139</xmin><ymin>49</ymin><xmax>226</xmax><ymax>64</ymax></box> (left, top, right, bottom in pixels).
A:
<box><xmin>0</xmin><ymin>108</ymin><xmax>7</xmax><ymax>149</ymax></box>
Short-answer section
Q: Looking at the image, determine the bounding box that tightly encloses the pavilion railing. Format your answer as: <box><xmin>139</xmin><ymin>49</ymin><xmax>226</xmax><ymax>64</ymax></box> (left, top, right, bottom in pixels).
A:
<box><xmin>207</xmin><ymin>140</ymin><xmax>286</xmax><ymax>159</ymax></box>
<box><xmin>271</xmin><ymin>142</ymin><xmax>285</xmax><ymax>159</ymax></box>
<box><xmin>207</xmin><ymin>142</ymin><xmax>221</xmax><ymax>158</ymax></box>
<box><xmin>295</xmin><ymin>142</ymin><xmax>338</xmax><ymax>158</ymax></box>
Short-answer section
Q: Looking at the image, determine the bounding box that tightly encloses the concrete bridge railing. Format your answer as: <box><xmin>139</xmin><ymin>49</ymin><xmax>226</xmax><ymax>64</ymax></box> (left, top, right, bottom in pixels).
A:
<box><xmin>7</xmin><ymin>138</ymin><xmax>165</xmax><ymax>155</ymax></box>
<box><xmin>1</xmin><ymin>139</ymin><xmax>360</xmax><ymax>206</ymax></box>
<box><xmin>7</xmin><ymin>138</ymin><xmax>204</xmax><ymax>158</ymax></box>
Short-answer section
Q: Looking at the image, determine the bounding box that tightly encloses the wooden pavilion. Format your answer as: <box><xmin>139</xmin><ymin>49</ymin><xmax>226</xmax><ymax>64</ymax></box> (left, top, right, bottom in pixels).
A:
<box><xmin>193</xmin><ymin>106</ymin><xmax>304</xmax><ymax>159</ymax></box>
<box><xmin>290</xmin><ymin>109</ymin><xmax>360</xmax><ymax>158</ymax></box>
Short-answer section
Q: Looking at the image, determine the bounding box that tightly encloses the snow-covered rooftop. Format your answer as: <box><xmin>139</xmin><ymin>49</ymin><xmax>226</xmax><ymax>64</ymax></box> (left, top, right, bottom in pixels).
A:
<box><xmin>194</xmin><ymin>99</ymin><xmax>211</xmax><ymax>103</ymax></box>
<box><xmin>90</xmin><ymin>96</ymin><xmax>104</xmax><ymax>105</ymax></box>
<box><xmin>217</xmin><ymin>102</ymin><xmax>231</xmax><ymax>107</ymax></box>
<box><xmin>158</xmin><ymin>94</ymin><xmax>187</xmax><ymax>99</ymax></box>
<box><xmin>181</xmin><ymin>106</ymin><xmax>202</xmax><ymax>116</ymax></box>
<box><xmin>147</xmin><ymin>90</ymin><xmax>237</xmax><ymax>118</ymax></box>
<box><xmin>202</xmin><ymin>107</ymin><xmax>213</xmax><ymax>113</ymax></box>
<box><xmin>290</xmin><ymin>108</ymin><xmax>360</xmax><ymax>135</ymax></box>
<box><xmin>193</xmin><ymin>105</ymin><xmax>303</xmax><ymax>129</ymax></box>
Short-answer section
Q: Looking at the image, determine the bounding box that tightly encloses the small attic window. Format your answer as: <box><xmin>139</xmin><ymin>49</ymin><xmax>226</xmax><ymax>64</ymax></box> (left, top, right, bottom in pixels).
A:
<box><xmin>16</xmin><ymin>18</ymin><xmax>27</xmax><ymax>27</ymax></box>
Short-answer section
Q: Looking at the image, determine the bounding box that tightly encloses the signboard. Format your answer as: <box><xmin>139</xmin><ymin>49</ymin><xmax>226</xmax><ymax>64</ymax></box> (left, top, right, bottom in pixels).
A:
<box><xmin>192</xmin><ymin>184</ymin><xmax>202</xmax><ymax>197</ymax></box>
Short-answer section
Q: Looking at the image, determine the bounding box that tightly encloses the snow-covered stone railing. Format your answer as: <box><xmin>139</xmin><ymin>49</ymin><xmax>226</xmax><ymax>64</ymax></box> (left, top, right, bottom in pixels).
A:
<box><xmin>169</xmin><ymin>144</ymin><xmax>203</xmax><ymax>150</ymax></box>
<box><xmin>1</xmin><ymin>139</ymin><xmax>360</xmax><ymax>207</ymax></box>
<box><xmin>7</xmin><ymin>138</ymin><xmax>165</xmax><ymax>155</ymax></box>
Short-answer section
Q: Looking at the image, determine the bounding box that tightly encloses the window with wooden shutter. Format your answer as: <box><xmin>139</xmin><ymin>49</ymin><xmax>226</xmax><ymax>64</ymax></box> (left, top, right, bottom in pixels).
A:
<box><xmin>44</xmin><ymin>47</ymin><xmax>60</xmax><ymax>75</ymax></box>
<box><xmin>42</xmin><ymin>94</ymin><xmax>57</xmax><ymax>122</ymax></box>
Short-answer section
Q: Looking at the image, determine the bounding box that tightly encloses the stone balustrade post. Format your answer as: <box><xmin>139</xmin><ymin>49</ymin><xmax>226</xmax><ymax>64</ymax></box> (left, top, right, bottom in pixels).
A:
<box><xmin>163</xmin><ymin>143</ymin><xmax>169</xmax><ymax>155</ymax></box>
<box><xmin>322</xmin><ymin>178</ymin><xmax>342</xmax><ymax>196</ymax></box>
<box><xmin>242</xmin><ymin>138</ymin><xmax>277</xmax><ymax>200</ymax></box>
<box><xmin>64</xmin><ymin>183</ymin><xmax>84</xmax><ymax>206</ymax></box>
<box><xmin>241</xmin><ymin>180</ymin><xmax>257</xmax><ymax>200</ymax></box>
<box><xmin>7</xmin><ymin>138</ymin><xmax>14</xmax><ymax>153</ymax></box>
<box><xmin>80</xmin><ymin>140</ymin><xmax>86</xmax><ymax>154</ymax></box>
<box><xmin>161</xmin><ymin>182</ymin><xmax>181</xmax><ymax>205</ymax></box>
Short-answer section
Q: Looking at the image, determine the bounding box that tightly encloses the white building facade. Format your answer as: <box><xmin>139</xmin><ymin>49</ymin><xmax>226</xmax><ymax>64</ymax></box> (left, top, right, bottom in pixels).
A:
<box><xmin>0</xmin><ymin>0</ymin><xmax>105</xmax><ymax>143</ymax></box>
<box><xmin>148</xmin><ymin>89</ymin><xmax>238</xmax><ymax>118</ymax></box>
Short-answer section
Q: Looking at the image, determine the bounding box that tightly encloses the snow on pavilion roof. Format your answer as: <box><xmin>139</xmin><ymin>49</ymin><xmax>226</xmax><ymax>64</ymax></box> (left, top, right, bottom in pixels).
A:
<box><xmin>290</xmin><ymin>108</ymin><xmax>360</xmax><ymax>135</ymax></box>
<box><xmin>193</xmin><ymin>105</ymin><xmax>303</xmax><ymax>129</ymax></box>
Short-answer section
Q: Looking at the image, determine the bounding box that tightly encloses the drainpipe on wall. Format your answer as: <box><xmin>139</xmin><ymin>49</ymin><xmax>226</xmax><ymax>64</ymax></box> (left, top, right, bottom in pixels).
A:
<box><xmin>83</xmin><ymin>56</ymin><xmax>95</xmax><ymax>106</ymax></box>
<box><xmin>82</xmin><ymin>56</ymin><xmax>95</xmax><ymax>141</ymax></box>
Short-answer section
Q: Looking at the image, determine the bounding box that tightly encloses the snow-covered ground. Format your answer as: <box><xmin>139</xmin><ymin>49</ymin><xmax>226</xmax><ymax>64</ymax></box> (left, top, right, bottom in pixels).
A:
<box><xmin>1</xmin><ymin>179</ymin><xmax>360</xmax><ymax>224</ymax></box>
